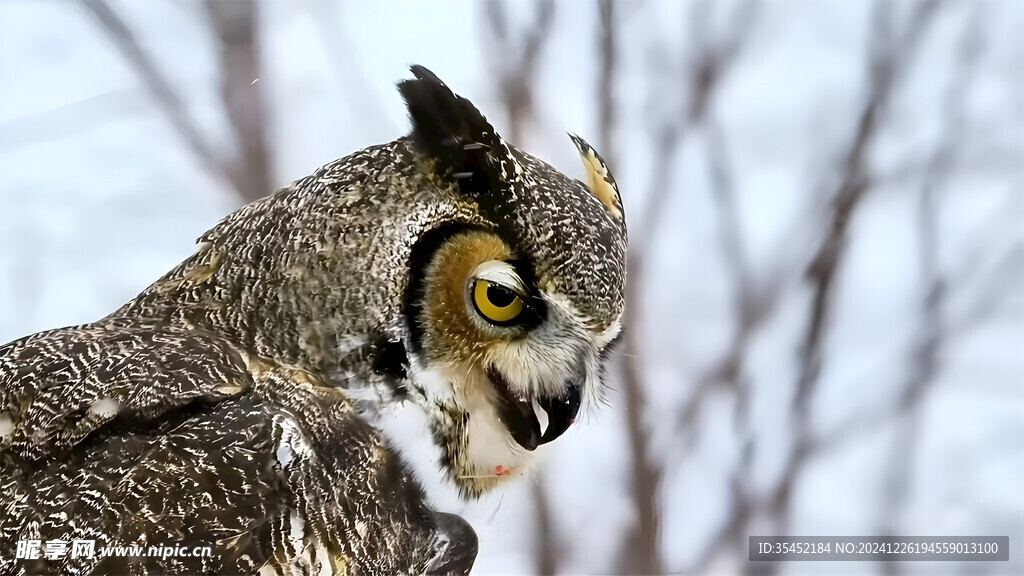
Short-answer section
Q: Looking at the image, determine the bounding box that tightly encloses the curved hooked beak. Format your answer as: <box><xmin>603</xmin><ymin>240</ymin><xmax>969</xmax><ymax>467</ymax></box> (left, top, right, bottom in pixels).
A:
<box><xmin>486</xmin><ymin>366</ymin><xmax>583</xmax><ymax>451</ymax></box>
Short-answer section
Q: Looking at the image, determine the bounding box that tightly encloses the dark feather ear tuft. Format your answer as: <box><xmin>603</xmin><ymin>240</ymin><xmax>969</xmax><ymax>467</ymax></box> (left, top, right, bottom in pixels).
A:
<box><xmin>398</xmin><ymin>65</ymin><xmax>500</xmax><ymax>196</ymax></box>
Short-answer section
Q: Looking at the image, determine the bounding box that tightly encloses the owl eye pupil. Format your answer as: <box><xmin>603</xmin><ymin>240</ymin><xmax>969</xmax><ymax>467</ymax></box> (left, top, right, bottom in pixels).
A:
<box><xmin>471</xmin><ymin>279</ymin><xmax>525</xmax><ymax>325</ymax></box>
<box><xmin>487</xmin><ymin>284</ymin><xmax>516</xmax><ymax>308</ymax></box>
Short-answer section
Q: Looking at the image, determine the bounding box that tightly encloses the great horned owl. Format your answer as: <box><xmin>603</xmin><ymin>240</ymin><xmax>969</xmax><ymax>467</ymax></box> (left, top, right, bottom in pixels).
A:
<box><xmin>0</xmin><ymin>66</ymin><xmax>626</xmax><ymax>575</ymax></box>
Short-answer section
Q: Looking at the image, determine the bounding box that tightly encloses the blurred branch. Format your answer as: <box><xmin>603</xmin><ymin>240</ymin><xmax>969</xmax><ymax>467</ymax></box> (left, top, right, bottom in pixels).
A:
<box><xmin>621</xmin><ymin>2</ymin><xmax>760</xmax><ymax>574</ymax></box>
<box><xmin>901</xmin><ymin>0</ymin><xmax>983</xmax><ymax>414</ymax></box>
<box><xmin>80</xmin><ymin>0</ymin><xmax>263</xmax><ymax>204</ymax></box>
<box><xmin>617</xmin><ymin>307</ymin><xmax>664</xmax><ymax>576</ymax></box>
<box><xmin>685</xmin><ymin>0</ymin><xmax>758</xmax><ymax>123</ymax></box>
<box><xmin>948</xmin><ymin>241</ymin><xmax>1023</xmax><ymax>333</ymax></box>
<box><xmin>806</xmin><ymin>235</ymin><xmax>1020</xmax><ymax>457</ymax></box>
<box><xmin>608</xmin><ymin>0</ymin><xmax>661</xmax><ymax>572</ymax></box>
<box><xmin>876</xmin><ymin>15</ymin><xmax>982</xmax><ymax>565</ymax></box>
<box><xmin>768</xmin><ymin>0</ymin><xmax>943</xmax><ymax>554</ymax></box>
<box><xmin>598</xmin><ymin>0</ymin><xmax>618</xmax><ymax>167</ymax></box>
<box><xmin>204</xmin><ymin>0</ymin><xmax>273</xmax><ymax>203</ymax></box>
<box><xmin>637</xmin><ymin>0</ymin><xmax>758</xmax><ymax>255</ymax></box>
<box><xmin>805</xmin><ymin>228</ymin><xmax>1020</xmax><ymax>443</ymax></box>
<box><xmin>672</xmin><ymin>119</ymin><xmax>786</xmax><ymax>445</ymax></box>
<box><xmin>305</xmin><ymin>2</ymin><xmax>394</xmax><ymax>137</ymax></box>
<box><xmin>80</xmin><ymin>1</ymin><xmax>219</xmax><ymax>185</ymax></box>
<box><xmin>802</xmin><ymin>4</ymin><xmax>1015</xmax><ymax>463</ymax></box>
<box><xmin>670</xmin><ymin>3</ymin><xmax>946</xmax><ymax>573</ymax></box>
<box><xmin>797</xmin><ymin>0</ymin><xmax>939</xmax><ymax>410</ymax></box>
<box><xmin>484</xmin><ymin>0</ymin><xmax>555</xmax><ymax>144</ymax></box>
<box><xmin>531</xmin><ymin>481</ymin><xmax>559</xmax><ymax>576</ymax></box>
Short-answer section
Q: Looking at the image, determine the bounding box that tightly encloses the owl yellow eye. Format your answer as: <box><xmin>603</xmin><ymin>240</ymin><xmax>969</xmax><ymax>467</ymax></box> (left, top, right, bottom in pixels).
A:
<box><xmin>472</xmin><ymin>280</ymin><xmax>524</xmax><ymax>324</ymax></box>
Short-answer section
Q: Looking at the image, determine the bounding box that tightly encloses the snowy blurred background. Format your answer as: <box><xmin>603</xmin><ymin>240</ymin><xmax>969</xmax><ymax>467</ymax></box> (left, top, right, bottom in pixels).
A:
<box><xmin>1</xmin><ymin>0</ymin><xmax>1021</xmax><ymax>574</ymax></box>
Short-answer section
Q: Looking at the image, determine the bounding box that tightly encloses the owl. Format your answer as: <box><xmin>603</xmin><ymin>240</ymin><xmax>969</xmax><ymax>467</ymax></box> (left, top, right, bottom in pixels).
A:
<box><xmin>0</xmin><ymin>66</ymin><xmax>626</xmax><ymax>575</ymax></box>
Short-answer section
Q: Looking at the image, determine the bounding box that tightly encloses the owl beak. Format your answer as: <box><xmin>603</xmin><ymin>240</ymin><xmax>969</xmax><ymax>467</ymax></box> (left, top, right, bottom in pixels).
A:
<box><xmin>486</xmin><ymin>366</ymin><xmax>541</xmax><ymax>451</ymax></box>
<box><xmin>485</xmin><ymin>366</ymin><xmax>582</xmax><ymax>451</ymax></box>
<box><xmin>537</xmin><ymin>381</ymin><xmax>581</xmax><ymax>445</ymax></box>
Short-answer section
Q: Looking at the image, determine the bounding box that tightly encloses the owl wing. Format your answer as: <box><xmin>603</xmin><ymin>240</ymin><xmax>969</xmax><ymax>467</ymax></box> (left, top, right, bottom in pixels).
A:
<box><xmin>0</xmin><ymin>321</ymin><xmax>253</xmax><ymax>460</ymax></box>
<box><xmin>0</xmin><ymin>322</ymin><xmax>477</xmax><ymax>575</ymax></box>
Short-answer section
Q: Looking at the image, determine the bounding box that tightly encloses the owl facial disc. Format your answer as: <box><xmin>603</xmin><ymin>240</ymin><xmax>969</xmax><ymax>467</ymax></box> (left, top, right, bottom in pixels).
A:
<box><xmin>396</xmin><ymin>66</ymin><xmax>627</xmax><ymax>498</ymax></box>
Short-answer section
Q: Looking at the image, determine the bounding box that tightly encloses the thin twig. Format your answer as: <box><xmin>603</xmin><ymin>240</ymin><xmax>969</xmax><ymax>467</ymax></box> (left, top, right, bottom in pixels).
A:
<box><xmin>79</xmin><ymin>0</ymin><xmax>255</xmax><ymax>204</ymax></box>
<box><xmin>756</xmin><ymin>6</ymin><xmax>944</xmax><ymax>574</ymax></box>
<box><xmin>484</xmin><ymin>0</ymin><xmax>555</xmax><ymax>145</ymax></box>
<box><xmin>636</xmin><ymin>0</ymin><xmax>758</xmax><ymax>256</ymax></box>
<box><xmin>531</xmin><ymin>480</ymin><xmax>559</xmax><ymax>576</ymax></box>
<box><xmin>598</xmin><ymin>0</ymin><xmax>618</xmax><ymax>168</ymax></box>
<box><xmin>204</xmin><ymin>0</ymin><xmax>273</xmax><ymax>203</ymax></box>
<box><xmin>621</xmin><ymin>2</ymin><xmax>761</xmax><ymax>573</ymax></box>
<box><xmin>875</xmin><ymin>17</ymin><xmax>983</xmax><ymax>574</ymax></box>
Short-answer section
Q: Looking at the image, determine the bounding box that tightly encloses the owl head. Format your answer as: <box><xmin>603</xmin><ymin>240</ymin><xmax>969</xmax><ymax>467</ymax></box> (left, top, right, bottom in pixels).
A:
<box><xmin>392</xmin><ymin>66</ymin><xmax>627</xmax><ymax>496</ymax></box>
<box><xmin>160</xmin><ymin>65</ymin><xmax>628</xmax><ymax>500</ymax></box>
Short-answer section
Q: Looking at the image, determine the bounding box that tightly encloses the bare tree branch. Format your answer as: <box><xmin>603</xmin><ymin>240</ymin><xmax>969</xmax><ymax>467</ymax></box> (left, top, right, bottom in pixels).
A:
<box><xmin>671</xmin><ymin>119</ymin><xmax>787</xmax><ymax>446</ymax></box>
<box><xmin>748</xmin><ymin>7</ymin><xmax>945</xmax><ymax>573</ymax></box>
<box><xmin>205</xmin><ymin>0</ymin><xmax>273</xmax><ymax>203</ymax></box>
<box><xmin>617</xmin><ymin>307</ymin><xmax>664</xmax><ymax>575</ymax></box>
<box><xmin>616</xmin><ymin>2</ymin><xmax>762</xmax><ymax>573</ymax></box>
<box><xmin>79</xmin><ymin>0</ymin><xmax>259</xmax><ymax>204</ymax></box>
<box><xmin>598</xmin><ymin>0</ymin><xmax>618</xmax><ymax>168</ymax></box>
<box><xmin>875</xmin><ymin>18</ymin><xmax>983</xmax><ymax>574</ymax></box>
<box><xmin>598</xmin><ymin>1</ymin><xmax>664</xmax><ymax>572</ymax></box>
<box><xmin>483</xmin><ymin>0</ymin><xmax>556</xmax><ymax>145</ymax></box>
<box><xmin>786</xmin><ymin>0</ymin><xmax>940</xmax><ymax>493</ymax></box>
<box><xmin>531</xmin><ymin>480</ymin><xmax>559</xmax><ymax>576</ymax></box>
<box><xmin>78</xmin><ymin>2</ymin><xmax>212</xmax><ymax>171</ymax></box>
<box><xmin>637</xmin><ymin>0</ymin><xmax>758</xmax><ymax>256</ymax></box>
<box><xmin>660</xmin><ymin>4</ymin><xmax>947</xmax><ymax>574</ymax></box>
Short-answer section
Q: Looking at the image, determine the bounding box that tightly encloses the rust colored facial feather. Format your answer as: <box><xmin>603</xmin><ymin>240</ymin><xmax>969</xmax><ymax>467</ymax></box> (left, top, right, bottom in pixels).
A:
<box><xmin>418</xmin><ymin>231</ymin><xmax>514</xmax><ymax>367</ymax></box>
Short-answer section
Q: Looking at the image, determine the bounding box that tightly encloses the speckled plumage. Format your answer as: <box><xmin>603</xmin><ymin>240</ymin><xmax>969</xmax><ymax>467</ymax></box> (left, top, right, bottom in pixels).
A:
<box><xmin>0</xmin><ymin>66</ymin><xmax>626</xmax><ymax>574</ymax></box>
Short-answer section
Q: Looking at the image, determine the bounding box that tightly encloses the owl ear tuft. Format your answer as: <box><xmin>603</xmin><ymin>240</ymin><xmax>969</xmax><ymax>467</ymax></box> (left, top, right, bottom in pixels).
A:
<box><xmin>399</xmin><ymin>66</ymin><xmax>501</xmax><ymax>197</ymax></box>
<box><xmin>568</xmin><ymin>133</ymin><xmax>623</xmax><ymax>219</ymax></box>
